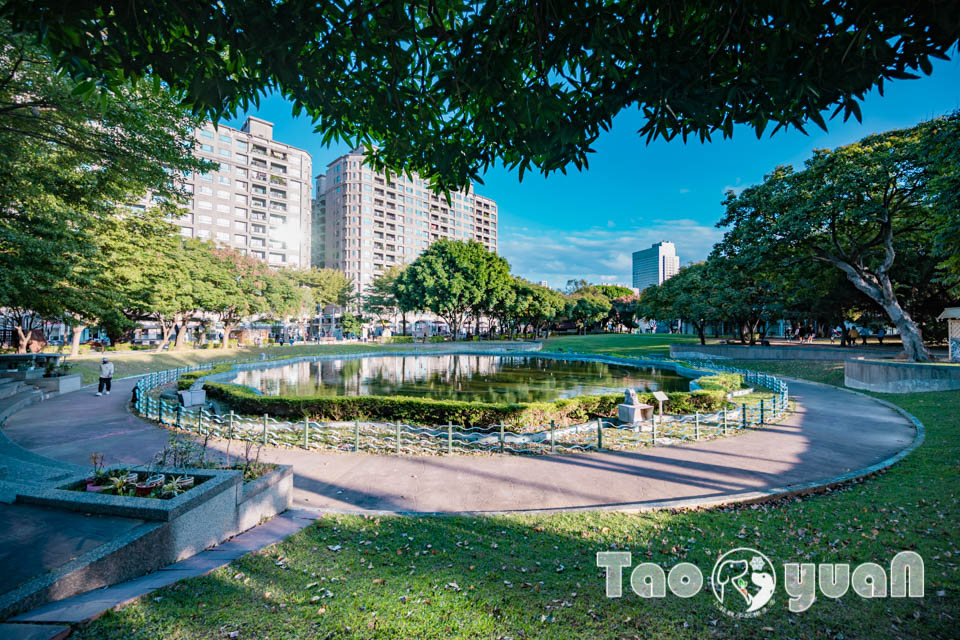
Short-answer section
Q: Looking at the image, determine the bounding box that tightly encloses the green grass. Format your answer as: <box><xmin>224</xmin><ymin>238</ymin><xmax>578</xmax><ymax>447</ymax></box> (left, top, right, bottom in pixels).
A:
<box><xmin>73</xmin><ymin>335</ymin><xmax>960</xmax><ymax>639</ymax></box>
<box><xmin>541</xmin><ymin>333</ymin><xmax>700</xmax><ymax>358</ymax></box>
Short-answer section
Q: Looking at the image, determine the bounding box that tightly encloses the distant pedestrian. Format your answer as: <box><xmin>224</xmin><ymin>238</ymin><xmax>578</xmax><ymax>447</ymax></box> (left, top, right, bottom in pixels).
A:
<box><xmin>97</xmin><ymin>357</ymin><xmax>114</xmax><ymax>396</ymax></box>
<box><xmin>877</xmin><ymin>327</ymin><xmax>886</xmax><ymax>345</ymax></box>
<box><xmin>806</xmin><ymin>325</ymin><xmax>816</xmax><ymax>343</ymax></box>
<box><xmin>860</xmin><ymin>327</ymin><xmax>870</xmax><ymax>345</ymax></box>
<box><xmin>830</xmin><ymin>326</ymin><xmax>841</xmax><ymax>344</ymax></box>
<box><xmin>848</xmin><ymin>327</ymin><xmax>859</xmax><ymax>344</ymax></box>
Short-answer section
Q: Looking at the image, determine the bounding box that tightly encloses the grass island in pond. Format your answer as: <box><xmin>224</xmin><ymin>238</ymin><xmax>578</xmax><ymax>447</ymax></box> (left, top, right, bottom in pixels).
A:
<box><xmin>227</xmin><ymin>354</ymin><xmax>690</xmax><ymax>403</ymax></box>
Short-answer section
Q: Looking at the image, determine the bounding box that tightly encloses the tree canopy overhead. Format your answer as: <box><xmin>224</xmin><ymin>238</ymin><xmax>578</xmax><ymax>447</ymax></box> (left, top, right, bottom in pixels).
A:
<box><xmin>4</xmin><ymin>1</ymin><xmax>958</xmax><ymax>190</ymax></box>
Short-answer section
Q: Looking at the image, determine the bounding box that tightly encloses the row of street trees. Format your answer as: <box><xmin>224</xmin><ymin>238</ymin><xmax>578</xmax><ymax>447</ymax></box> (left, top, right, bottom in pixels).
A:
<box><xmin>637</xmin><ymin>114</ymin><xmax>960</xmax><ymax>362</ymax></box>
<box><xmin>359</xmin><ymin>240</ymin><xmax>641</xmax><ymax>340</ymax></box>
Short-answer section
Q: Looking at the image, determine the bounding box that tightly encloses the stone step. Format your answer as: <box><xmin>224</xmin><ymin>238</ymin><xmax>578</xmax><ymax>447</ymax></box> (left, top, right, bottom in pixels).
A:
<box><xmin>0</xmin><ymin>378</ymin><xmax>21</xmax><ymax>400</ymax></box>
<box><xmin>0</xmin><ymin>388</ymin><xmax>43</xmax><ymax>423</ymax></box>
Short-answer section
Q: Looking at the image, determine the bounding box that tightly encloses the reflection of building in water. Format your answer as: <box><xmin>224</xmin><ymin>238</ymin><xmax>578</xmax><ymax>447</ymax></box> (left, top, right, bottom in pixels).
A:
<box><xmin>230</xmin><ymin>355</ymin><xmax>688</xmax><ymax>401</ymax></box>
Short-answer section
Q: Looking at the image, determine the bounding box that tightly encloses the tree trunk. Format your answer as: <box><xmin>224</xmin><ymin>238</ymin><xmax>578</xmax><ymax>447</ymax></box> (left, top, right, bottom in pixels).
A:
<box><xmin>831</xmin><ymin>262</ymin><xmax>932</xmax><ymax>361</ymax></box>
<box><xmin>221</xmin><ymin>324</ymin><xmax>236</xmax><ymax>349</ymax></box>
<box><xmin>697</xmin><ymin>323</ymin><xmax>706</xmax><ymax>345</ymax></box>
<box><xmin>155</xmin><ymin>318</ymin><xmax>175</xmax><ymax>353</ymax></box>
<box><xmin>173</xmin><ymin>316</ymin><xmax>190</xmax><ymax>351</ymax></box>
<box><xmin>401</xmin><ymin>311</ymin><xmax>407</xmax><ymax>336</ymax></box>
<box><xmin>70</xmin><ymin>324</ymin><xmax>86</xmax><ymax>357</ymax></box>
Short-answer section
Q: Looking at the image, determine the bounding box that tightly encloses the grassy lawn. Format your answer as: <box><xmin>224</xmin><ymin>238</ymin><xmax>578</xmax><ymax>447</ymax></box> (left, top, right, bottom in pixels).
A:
<box><xmin>73</xmin><ymin>335</ymin><xmax>959</xmax><ymax>639</ymax></box>
<box><xmin>541</xmin><ymin>333</ymin><xmax>700</xmax><ymax>358</ymax></box>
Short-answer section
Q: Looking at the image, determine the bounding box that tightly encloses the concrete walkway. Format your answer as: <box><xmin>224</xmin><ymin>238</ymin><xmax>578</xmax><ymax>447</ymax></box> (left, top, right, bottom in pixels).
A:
<box><xmin>2</xmin><ymin>375</ymin><xmax>917</xmax><ymax>514</ymax></box>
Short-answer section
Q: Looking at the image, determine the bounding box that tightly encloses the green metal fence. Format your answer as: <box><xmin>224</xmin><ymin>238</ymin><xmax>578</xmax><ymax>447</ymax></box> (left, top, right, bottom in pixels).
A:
<box><xmin>133</xmin><ymin>357</ymin><xmax>788</xmax><ymax>456</ymax></box>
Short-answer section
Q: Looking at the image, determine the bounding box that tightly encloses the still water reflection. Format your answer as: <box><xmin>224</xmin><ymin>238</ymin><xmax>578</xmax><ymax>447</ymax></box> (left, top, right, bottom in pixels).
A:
<box><xmin>229</xmin><ymin>355</ymin><xmax>689</xmax><ymax>403</ymax></box>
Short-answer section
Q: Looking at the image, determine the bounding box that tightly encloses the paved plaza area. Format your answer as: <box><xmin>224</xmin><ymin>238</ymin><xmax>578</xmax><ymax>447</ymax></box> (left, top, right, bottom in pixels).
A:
<box><xmin>3</xmin><ymin>373</ymin><xmax>917</xmax><ymax>514</ymax></box>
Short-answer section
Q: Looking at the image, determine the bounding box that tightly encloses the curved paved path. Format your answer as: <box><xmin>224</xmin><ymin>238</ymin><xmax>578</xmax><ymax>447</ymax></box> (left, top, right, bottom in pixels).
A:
<box><xmin>2</xmin><ymin>375</ymin><xmax>917</xmax><ymax>514</ymax></box>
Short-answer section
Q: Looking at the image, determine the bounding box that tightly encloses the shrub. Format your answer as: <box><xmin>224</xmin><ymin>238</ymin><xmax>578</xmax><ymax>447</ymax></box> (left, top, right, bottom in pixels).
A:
<box><xmin>428</xmin><ymin>336</ymin><xmax>446</xmax><ymax>343</ymax></box>
<box><xmin>694</xmin><ymin>373</ymin><xmax>743</xmax><ymax>392</ymax></box>
<box><xmin>387</xmin><ymin>336</ymin><xmax>414</xmax><ymax>344</ymax></box>
<box><xmin>199</xmin><ymin>379</ymin><xmax>727</xmax><ymax>429</ymax></box>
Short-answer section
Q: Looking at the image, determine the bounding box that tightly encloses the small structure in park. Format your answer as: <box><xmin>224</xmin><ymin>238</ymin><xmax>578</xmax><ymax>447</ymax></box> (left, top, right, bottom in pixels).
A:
<box><xmin>937</xmin><ymin>307</ymin><xmax>960</xmax><ymax>362</ymax></box>
<box><xmin>618</xmin><ymin>388</ymin><xmax>654</xmax><ymax>427</ymax></box>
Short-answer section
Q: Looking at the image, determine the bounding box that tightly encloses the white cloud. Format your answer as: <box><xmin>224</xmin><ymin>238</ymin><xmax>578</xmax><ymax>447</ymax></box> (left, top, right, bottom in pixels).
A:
<box><xmin>499</xmin><ymin>219</ymin><xmax>723</xmax><ymax>289</ymax></box>
<box><xmin>722</xmin><ymin>185</ymin><xmax>747</xmax><ymax>196</ymax></box>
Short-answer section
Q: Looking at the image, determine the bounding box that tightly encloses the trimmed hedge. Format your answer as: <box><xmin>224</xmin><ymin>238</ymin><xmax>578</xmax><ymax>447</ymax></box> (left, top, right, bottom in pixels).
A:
<box><xmin>694</xmin><ymin>373</ymin><xmax>743</xmax><ymax>392</ymax></box>
<box><xmin>200</xmin><ymin>381</ymin><xmax>726</xmax><ymax>429</ymax></box>
<box><xmin>387</xmin><ymin>336</ymin><xmax>414</xmax><ymax>344</ymax></box>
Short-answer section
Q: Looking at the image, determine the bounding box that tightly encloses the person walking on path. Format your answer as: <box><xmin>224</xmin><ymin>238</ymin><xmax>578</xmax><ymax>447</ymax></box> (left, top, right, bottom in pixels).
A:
<box><xmin>97</xmin><ymin>357</ymin><xmax>114</xmax><ymax>396</ymax></box>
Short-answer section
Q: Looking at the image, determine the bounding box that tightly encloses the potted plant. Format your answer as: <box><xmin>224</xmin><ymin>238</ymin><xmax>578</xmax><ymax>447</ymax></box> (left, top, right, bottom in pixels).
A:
<box><xmin>104</xmin><ymin>470</ymin><xmax>139</xmax><ymax>495</ymax></box>
<box><xmin>134</xmin><ymin>473</ymin><xmax>164</xmax><ymax>497</ymax></box>
<box><xmin>85</xmin><ymin>453</ymin><xmax>110</xmax><ymax>493</ymax></box>
<box><xmin>174</xmin><ymin>475</ymin><xmax>195</xmax><ymax>490</ymax></box>
<box><xmin>160</xmin><ymin>478</ymin><xmax>185</xmax><ymax>499</ymax></box>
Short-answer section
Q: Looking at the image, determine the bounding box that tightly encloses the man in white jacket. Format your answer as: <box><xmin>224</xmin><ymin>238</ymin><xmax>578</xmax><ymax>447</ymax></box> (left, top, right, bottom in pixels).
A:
<box><xmin>97</xmin><ymin>357</ymin><xmax>115</xmax><ymax>396</ymax></box>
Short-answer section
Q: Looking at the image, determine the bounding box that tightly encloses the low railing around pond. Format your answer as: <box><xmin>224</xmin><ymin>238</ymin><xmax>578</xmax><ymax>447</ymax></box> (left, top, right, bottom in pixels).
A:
<box><xmin>132</xmin><ymin>356</ymin><xmax>788</xmax><ymax>456</ymax></box>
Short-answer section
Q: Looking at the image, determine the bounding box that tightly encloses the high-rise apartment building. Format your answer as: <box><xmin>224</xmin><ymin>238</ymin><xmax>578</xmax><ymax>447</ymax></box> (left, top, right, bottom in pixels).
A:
<box><xmin>632</xmin><ymin>241</ymin><xmax>680</xmax><ymax>292</ymax></box>
<box><xmin>317</xmin><ymin>149</ymin><xmax>498</xmax><ymax>292</ymax></box>
<box><xmin>310</xmin><ymin>173</ymin><xmax>327</xmax><ymax>269</ymax></box>
<box><xmin>173</xmin><ymin>117</ymin><xmax>312</xmax><ymax>267</ymax></box>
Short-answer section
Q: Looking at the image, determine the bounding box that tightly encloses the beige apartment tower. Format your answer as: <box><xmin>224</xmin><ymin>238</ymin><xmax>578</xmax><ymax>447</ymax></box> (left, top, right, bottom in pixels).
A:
<box><xmin>173</xmin><ymin>117</ymin><xmax>312</xmax><ymax>267</ymax></box>
<box><xmin>314</xmin><ymin>149</ymin><xmax>498</xmax><ymax>293</ymax></box>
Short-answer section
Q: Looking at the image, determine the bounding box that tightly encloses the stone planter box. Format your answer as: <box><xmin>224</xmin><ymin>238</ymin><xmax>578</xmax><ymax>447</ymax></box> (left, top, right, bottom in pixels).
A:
<box><xmin>15</xmin><ymin>464</ymin><xmax>292</xmax><ymax>563</ymax></box>
<box><xmin>33</xmin><ymin>373</ymin><xmax>82</xmax><ymax>395</ymax></box>
<box><xmin>0</xmin><ymin>369</ymin><xmax>43</xmax><ymax>381</ymax></box>
<box><xmin>2</xmin><ymin>464</ymin><xmax>292</xmax><ymax>619</ymax></box>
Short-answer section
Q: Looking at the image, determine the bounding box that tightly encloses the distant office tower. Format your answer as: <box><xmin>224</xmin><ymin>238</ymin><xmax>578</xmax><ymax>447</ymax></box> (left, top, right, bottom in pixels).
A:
<box><xmin>172</xmin><ymin>117</ymin><xmax>312</xmax><ymax>267</ymax></box>
<box><xmin>310</xmin><ymin>174</ymin><xmax>327</xmax><ymax>268</ymax></box>
<box><xmin>539</xmin><ymin>280</ymin><xmax>549</xmax><ymax>287</ymax></box>
<box><xmin>632</xmin><ymin>241</ymin><xmax>680</xmax><ymax>292</ymax></box>
<box><xmin>319</xmin><ymin>148</ymin><xmax>499</xmax><ymax>294</ymax></box>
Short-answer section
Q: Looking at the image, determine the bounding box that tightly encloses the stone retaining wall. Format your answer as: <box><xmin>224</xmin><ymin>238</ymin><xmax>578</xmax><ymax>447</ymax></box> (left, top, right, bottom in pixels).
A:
<box><xmin>670</xmin><ymin>343</ymin><xmax>902</xmax><ymax>361</ymax></box>
<box><xmin>844</xmin><ymin>358</ymin><xmax>960</xmax><ymax>393</ymax></box>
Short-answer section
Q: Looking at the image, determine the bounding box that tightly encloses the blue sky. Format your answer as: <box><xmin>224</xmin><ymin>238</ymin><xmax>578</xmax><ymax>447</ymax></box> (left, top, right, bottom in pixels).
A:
<box><xmin>225</xmin><ymin>56</ymin><xmax>960</xmax><ymax>288</ymax></box>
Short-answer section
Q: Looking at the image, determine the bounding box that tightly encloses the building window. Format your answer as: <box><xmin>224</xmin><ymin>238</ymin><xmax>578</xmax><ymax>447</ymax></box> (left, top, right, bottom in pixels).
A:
<box><xmin>198</xmin><ymin>201</ymin><xmax>212</xmax><ymax>210</ymax></box>
<box><xmin>200</xmin><ymin>143</ymin><xmax>214</xmax><ymax>153</ymax></box>
<box><xmin>234</xmin><ymin>221</ymin><xmax>247</xmax><ymax>231</ymax></box>
<box><xmin>197</xmin><ymin>229</ymin><xmax>211</xmax><ymax>238</ymax></box>
<box><xmin>199</xmin><ymin>129</ymin><xmax>213</xmax><ymax>139</ymax></box>
<box><xmin>236</xmin><ymin>194</ymin><xmax>247</xmax><ymax>204</ymax></box>
<box><xmin>218</xmin><ymin>133</ymin><xmax>231</xmax><ymax>143</ymax></box>
<box><xmin>216</xmin><ymin>204</ymin><xmax>230</xmax><ymax>213</ymax></box>
<box><xmin>216</xmin><ymin>231</ymin><xmax>229</xmax><ymax>241</ymax></box>
<box><xmin>269</xmin><ymin>252</ymin><xmax>285</xmax><ymax>264</ymax></box>
<box><xmin>234</xmin><ymin>234</ymin><xmax>247</xmax><ymax>244</ymax></box>
<box><xmin>199</xmin><ymin>185</ymin><xmax>213</xmax><ymax>195</ymax></box>
<box><xmin>216</xmin><ymin>218</ymin><xmax>230</xmax><ymax>227</ymax></box>
<box><xmin>235</xmin><ymin>207</ymin><xmax>247</xmax><ymax>218</ymax></box>
<box><xmin>235</xmin><ymin>140</ymin><xmax>247</xmax><ymax>150</ymax></box>
<box><xmin>198</xmin><ymin>215</ymin><xmax>212</xmax><ymax>223</ymax></box>
<box><xmin>218</xmin><ymin>176</ymin><xmax>231</xmax><ymax>185</ymax></box>
<box><xmin>180</xmin><ymin>227</ymin><xmax>193</xmax><ymax>237</ymax></box>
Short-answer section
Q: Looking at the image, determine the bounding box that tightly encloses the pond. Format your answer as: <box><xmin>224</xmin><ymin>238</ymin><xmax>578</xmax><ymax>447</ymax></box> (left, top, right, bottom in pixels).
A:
<box><xmin>228</xmin><ymin>354</ymin><xmax>689</xmax><ymax>403</ymax></box>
